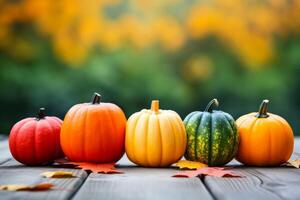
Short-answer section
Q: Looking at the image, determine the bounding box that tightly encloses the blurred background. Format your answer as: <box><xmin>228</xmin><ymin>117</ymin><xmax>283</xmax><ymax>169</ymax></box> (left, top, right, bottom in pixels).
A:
<box><xmin>0</xmin><ymin>0</ymin><xmax>300</xmax><ymax>135</ymax></box>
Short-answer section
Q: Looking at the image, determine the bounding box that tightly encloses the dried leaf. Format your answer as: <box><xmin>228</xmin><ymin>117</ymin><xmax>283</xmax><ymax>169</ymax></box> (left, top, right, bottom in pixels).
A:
<box><xmin>174</xmin><ymin>160</ymin><xmax>208</xmax><ymax>169</ymax></box>
<box><xmin>55</xmin><ymin>159</ymin><xmax>123</xmax><ymax>174</ymax></box>
<box><xmin>173</xmin><ymin>167</ymin><xmax>243</xmax><ymax>178</ymax></box>
<box><xmin>283</xmin><ymin>159</ymin><xmax>300</xmax><ymax>168</ymax></box>
<box><xmin>74</xmin><ymin>163</ymin><xmax>123</xmax><ymax>174</ymax></box>
<box><xmin>0</xmin><ymin>183</ymin><xmax>54</xmax><ymax>191</ymax></box>
<box><xmin>41</xmin><ymin>171</ymin><xmax>76</xmax><ymax>178</ymax></box>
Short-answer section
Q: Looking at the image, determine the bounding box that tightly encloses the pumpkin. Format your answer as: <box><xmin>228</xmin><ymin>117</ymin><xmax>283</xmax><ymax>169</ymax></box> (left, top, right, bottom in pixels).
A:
<box><xmin>184</xmin><ymin>99</ymin><xmax>238</xmax><ymax>166</ymax></box>
<box><xmin>60</xmin><ymin>93</ymin><xmax>126</xmax><ymax>163</ymax></box>
<box><xmin>236</xmin><ymin>99</ymin><xmax>294</xmax><ymax>166</ymax></box>
<box><xmin>9</xmin><ymin>108</ymin><xmax>63</xmax><ymax>165</ymax></box>
<box><xmin>125</xmin><ymin>100</ymin><xmax>186</xmax><ymax>167</ymax></box>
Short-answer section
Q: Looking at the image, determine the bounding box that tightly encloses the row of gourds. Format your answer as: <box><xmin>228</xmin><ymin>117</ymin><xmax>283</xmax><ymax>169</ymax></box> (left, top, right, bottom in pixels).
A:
<box><xmin>9</xmin><ymin>93</ymin><xmax>294</xmax><ymax>167</ymax></box>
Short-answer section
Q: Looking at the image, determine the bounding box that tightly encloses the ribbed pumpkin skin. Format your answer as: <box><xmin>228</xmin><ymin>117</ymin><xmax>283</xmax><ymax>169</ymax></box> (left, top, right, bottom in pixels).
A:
<box><xmin>61</xmin><ymin>96</ymin><xmax>126</xmax><ymax>163</ymax></box>
<box><xmin>236</xmin><ymin>112</ymin><xmax>294</xmax><ymax>166</ymax></box>
<box><xmin>125</xmin><ymin>101</ymin><xmax>187</xmax><ymax>167</ymax></box>
<box><xmin>9</xmin><ymin>114</ymin><xmax>63</xmax><ymax>166</ymax></box>
<box><xmin>184</xmin><ymin>111</ymin><xmax>238</xmax><ymax>166</ymax></box>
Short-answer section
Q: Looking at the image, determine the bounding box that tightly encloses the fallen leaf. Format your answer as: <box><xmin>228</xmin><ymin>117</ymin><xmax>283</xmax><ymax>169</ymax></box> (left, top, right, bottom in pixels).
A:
<box><xmin>173</xmin><ymin>167</ymin><xmax>243</xmax><ymax>178</ymax></box>
<box><xmin>74</xmin><ymin>163</ymin><xmax>123</xmax><ymax>174</ymax></box>
<box><xmin>283</xmin><ymin>159</ymin><xmax>300</xmax><ymax>168</ymax></box>
<box><xmin>0</xmin><ymin>183</ymin><xmax>54</xmax><ymax>191</ymax></box>
<box><xmin>174</xmin><ymin>160</ymin><xmax>208</xmax><ymax>169</ymax></box>
<box><xmin>55</xmin><ymin>159</ymin><xmax>123</xmax><ymax>174</ymax></box>
<box><xmin>41</xmin><ymin>171</ymin><xmax>76</xmax><ymax>178</ymax></box>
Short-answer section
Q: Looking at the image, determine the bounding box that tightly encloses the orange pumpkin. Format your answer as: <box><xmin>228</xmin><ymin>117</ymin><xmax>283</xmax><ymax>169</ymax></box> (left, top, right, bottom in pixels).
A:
<box><xmin>60</xmin><ymin>93</ymin><xmax>126</xmax><ymax>163</ymax></box>
<box><xmin>125</xmin><ymin>100</ymin><xmax>187</xmax><ymax>167</ymax></box>
<box><xmin>236</xmin><ymin>99</ymin><xmax>294</xmax><ymax>166</ymax></box>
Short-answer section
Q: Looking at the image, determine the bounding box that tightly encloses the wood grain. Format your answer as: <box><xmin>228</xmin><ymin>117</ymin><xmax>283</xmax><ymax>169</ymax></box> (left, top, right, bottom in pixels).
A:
<box><xmin>204</xmin><ymin>167</ymin><xmax>280</xmax><ymax>200</ymax></box>
<box><xmin>73</xmin><ymin>169</ymin><xmax>213</xmax><ymax>200</ymax></box>
<box><xmin>202</xmin><ymin>138</ymin><xmax>300</xmax><ymax>200</ymax></box>
<box><xmin>249</xmin><ymin>167</ymin><xmax>300</xmax><ymax>200</ymax></box>
<box><xmin>72</xmin><ymin>156</ymin><xmax>214</xmax><ymax>200</ymax></box>
<box><xmin>0</xmin><ymin>159</ymin><xmax>88</xmax><ymax>200</ymax></box>
<box><xmin>203</xmin><ymin>166</ymin><xmax>300</xmax><ymax>200</ymax></box>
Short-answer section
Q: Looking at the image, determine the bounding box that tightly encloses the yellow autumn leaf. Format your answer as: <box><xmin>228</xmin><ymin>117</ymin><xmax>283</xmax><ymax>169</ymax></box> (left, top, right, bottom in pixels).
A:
<box><xmin>284</xmin><ymin>159</ymin><xmax>300</xmax><ymax>168</ymax></box>
<box><xmin>41</xmin><ymin>171</ymin><xmax>76</xmax><ymax>178</ymax></box>
<box><xmin>174</xmin><ymin>160</ymin><xmax>208</xmax><ymax>169</ymax></box>
<box><xmin>0</xmin><ymin>183</ymin><xmax>54</xmax><ymax>191</ymax></box>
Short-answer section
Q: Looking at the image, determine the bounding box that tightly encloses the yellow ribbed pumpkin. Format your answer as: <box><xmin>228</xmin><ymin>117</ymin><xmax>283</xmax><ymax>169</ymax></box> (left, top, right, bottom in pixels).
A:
<box><xmin>125</xmin><ymin>100</ymin><xmax>187</xmax><ymax>167</ymax></box>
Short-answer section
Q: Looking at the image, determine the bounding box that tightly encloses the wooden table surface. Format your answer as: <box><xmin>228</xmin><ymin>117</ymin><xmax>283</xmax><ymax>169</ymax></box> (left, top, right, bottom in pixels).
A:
<box><xmin>0</xmin><ymin>136</ymin><xmax>300</xmax><ymax>200</ymax></box>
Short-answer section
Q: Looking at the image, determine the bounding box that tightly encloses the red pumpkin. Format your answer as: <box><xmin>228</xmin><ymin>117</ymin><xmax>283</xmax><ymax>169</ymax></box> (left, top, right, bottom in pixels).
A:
<box><xmin>60</xmin><ymin>93</ymin><xmax>126</xmax><ymax>163</ymax></box>
<box><xmin>9</xmin><ymin>108</ymin><xmax>64</xmax><ymax>165</ymax></box>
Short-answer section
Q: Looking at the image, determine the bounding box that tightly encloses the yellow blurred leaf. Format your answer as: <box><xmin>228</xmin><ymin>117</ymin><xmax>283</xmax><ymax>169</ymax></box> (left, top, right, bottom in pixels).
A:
<box><xmin>283</xmin><ymin>159</ymin><xmax>300</xmax><ymax>168</ymax></box>
<box><xmin>174</xmin><ymin>160</ymin><xmax>208</xmax><ymax>169</ymax></box>
<box><xmin>41</xmin><ymin>171</ymin><xmax>76</xmax><ymax>178</ymax></box>
<box><xmin>0</xmin><ymin>183</ymin><xmax>54</xmax><ymax>191</ymax></box>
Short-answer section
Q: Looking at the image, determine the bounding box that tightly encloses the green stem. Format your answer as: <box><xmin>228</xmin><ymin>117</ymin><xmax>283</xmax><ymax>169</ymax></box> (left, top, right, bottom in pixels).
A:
<box><xmin>256</xmin><ymin>99</ymin><xmax>269</xmax><ymax>118</ymax></box>
<box><xmin>205</xmin><ymin>99</ymin><xmax>219</xmax><ymax>112</ymax></box>
<box><xmin>92</xmin><ymin>93</ymin><xmax>101</xmax><ymax>104</ymax></box>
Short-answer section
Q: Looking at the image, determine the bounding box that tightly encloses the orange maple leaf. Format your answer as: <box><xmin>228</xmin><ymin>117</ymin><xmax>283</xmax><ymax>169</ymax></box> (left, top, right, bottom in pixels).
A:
<box><xmin>173</xmin><ymin>167</ymin><xmax>243</xmax><ymax>178</ymax></box>
<box><xmin>55</xmin><ymin>158</ymin><xmax>123</xmax><ymax>174</ymax></box>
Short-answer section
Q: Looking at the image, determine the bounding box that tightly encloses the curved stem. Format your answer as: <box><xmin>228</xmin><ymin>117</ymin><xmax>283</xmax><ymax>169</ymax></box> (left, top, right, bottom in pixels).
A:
<box><xmin>204</xmin><ymin>99</ymin><xmax>219</xmax><ymax>112</ymax></box>
<box><xmin>256</xmin><ymin>99</ymin><xmax>269</xmax><ymax>118</ymax></box>
<box><xmin>92</xmin><ymin>93</ymin><xmax>101</xmax><ymax>104</ymax></box>
<box><xmin>37</xmin><ymin>108</ymin><xmax>45</xmax><ymax>120</ymax></box>
<box><xmin>151</xmin><ymin>100</ymin><xmax>159</xmax><ymax>112</ymax></box>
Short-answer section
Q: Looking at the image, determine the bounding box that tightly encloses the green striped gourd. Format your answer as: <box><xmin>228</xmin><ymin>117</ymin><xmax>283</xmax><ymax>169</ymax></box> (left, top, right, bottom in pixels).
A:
<box><xmin>184</xmin><ymin>99</ymin><xmax>238</xmax><ymax>166</ymax></box>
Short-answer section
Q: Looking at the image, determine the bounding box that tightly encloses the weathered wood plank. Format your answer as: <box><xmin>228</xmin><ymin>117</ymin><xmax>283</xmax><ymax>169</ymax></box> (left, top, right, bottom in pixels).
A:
<box><xmin>204</xmin><ymin>167</ymin><xmax>280</xmax><ymax>200</ymax></box>
<box><xmin>250</xmin><ymin>167</ymin><xmax>300</xmax><ymax>200</ymax></box>
<box><xmin>0</xmin><ymin>159</ymin><xmax>88</xmax><ymax>200</ymax></box>
<box><xmin>203</xmin><ymin>138</ymin><xmax>300</xmax><ymax>200</ymax></box>
<box><xmin>204</xmin><ymin>166</ymin><xmax>300</xmax><ymax>200</ymax></box>
<box><xmin>72</xmin><ymin>156</ymin><xmax>214</xmax><ymax>200</ymax></box>
<box><xmin>0</xmin><ymin>138</ymin><xmax>11</xmax><ymax>164</ymax></box>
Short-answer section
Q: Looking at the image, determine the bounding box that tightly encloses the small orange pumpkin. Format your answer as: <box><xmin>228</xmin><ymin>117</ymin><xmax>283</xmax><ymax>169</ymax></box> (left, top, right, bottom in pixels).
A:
<box><xmin>125</xmin><ymin>100</ymin><xmax>187</xmax><ymax>167</ymax></box>
<box><xmin>236</xmin><ymin>99</ymin><xmax>294</xmax><ymax>166</ymax></box>
<box><xmin>60</xmin><ymin>93</ymin><xmax>126</xmax><ymax>163</ymax></box>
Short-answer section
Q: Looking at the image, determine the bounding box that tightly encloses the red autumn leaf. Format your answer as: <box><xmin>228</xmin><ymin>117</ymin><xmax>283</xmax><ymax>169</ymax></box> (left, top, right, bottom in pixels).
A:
<box><xmin>173</xmin><ymin>167</ymin><xmax>242</xmax><ymax>178</ymax></box>
<box><xmin>55</xmin><ymin>158</ymin><xmax>123</xmax><ymax>174</ymax></box>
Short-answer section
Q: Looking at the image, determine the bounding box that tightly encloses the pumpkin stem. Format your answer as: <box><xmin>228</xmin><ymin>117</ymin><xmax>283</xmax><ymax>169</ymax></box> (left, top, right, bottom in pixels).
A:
<box><xmin>256</xmin><ymin>99</ymin><xmax>269</xmax><ymax>118</ymax></box>
<box><xmin>37</xmin><ymin>108</ymin><xmax>45</xmax><ymax>120</ymax></box>
<box><xmin>151</xmin><ymin>100</ymin><xmax>159</xmax><ymax>112</ymax></box>
<box><xmin>92</xmin><ymin>93</ymin><xmax>101</xmax><ymax>104</ymax></box>
<box><xmin>205</xmin><ymin>99</ymin><xmax>219</xmax><ymax>112</ymax></box>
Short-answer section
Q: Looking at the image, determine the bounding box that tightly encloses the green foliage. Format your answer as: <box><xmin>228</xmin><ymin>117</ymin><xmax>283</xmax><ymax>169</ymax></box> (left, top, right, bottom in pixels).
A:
<box><xmin>1</xmin><ymin>37</ymin><xmax>300</xmax><ymax>135</ymax></box>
